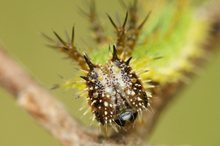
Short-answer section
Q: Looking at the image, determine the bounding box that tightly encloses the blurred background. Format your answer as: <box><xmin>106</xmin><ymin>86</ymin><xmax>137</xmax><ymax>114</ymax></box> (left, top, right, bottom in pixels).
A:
<box><xmin>0</xmin><ymin>0</ymin><xmax>220</xmax><ymax>146</ymax></box>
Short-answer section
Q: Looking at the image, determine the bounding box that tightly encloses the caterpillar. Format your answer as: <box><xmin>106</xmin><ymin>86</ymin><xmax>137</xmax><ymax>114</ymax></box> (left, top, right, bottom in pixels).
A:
<box><xmin>45</xmin><ymin>0</ymin><xmax>210</xmax><ymax>132</ymax></box>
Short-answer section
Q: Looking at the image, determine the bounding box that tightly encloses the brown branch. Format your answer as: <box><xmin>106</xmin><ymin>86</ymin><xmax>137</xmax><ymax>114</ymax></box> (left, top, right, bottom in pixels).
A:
<box><xmin>0</xmin><ymin>48</ymin><xmax>100</xmax><ymax>146</ymax></box>
<box><xmin>0</xmin><ymin>2</ymin><xmax>219</xmax><ymax>146</ymax></box>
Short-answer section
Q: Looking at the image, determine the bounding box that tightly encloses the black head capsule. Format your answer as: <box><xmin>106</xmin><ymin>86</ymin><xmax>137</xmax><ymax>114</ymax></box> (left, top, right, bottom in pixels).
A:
<box><xmin>114</xmin><ymin>110</ymin><xmax>138</xmax><ymax>127</ymax></box>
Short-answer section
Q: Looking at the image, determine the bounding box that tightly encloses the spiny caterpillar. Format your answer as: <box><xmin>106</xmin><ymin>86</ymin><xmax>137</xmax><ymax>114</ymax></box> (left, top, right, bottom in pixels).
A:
<box><xmin>82</xmin><ymin>46</ymin><xmax>150</xmax><ymax>127</ymax></box>
<box><xmin>45</xmin><ymin>0</ymin><xmax>210</xmax><ymax>132</ymax></box>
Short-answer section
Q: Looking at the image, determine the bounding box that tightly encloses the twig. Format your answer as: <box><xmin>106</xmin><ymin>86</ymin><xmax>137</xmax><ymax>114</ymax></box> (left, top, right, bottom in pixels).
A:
<box><xmin>0</xmin><ymin>48</ymin><xmax>100</xmax><ymax>146</ymax></box>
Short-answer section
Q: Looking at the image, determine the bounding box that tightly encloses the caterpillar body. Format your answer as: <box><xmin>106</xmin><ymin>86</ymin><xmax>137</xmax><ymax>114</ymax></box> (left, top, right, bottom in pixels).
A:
<box><xmin>46</xmin><ymin>0</ymin><xmax>210</xmax><ymax>132</ymax></box>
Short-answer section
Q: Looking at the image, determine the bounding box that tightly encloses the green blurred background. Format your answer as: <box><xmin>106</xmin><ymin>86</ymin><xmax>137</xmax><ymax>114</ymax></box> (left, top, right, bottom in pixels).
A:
<box><xmin>0</xmin><ymin>0</ymin><xmax>220</xmax><ymax>146</ymax></box>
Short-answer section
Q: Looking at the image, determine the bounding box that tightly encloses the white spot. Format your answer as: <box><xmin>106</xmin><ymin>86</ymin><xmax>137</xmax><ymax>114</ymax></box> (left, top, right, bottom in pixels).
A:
<box><xmin>83</xmin><ymin>110</ymin><xmax>89</xmax><ymax>116</ymax></box>
<box><xmin>104</xmin><ymin>101</ymin><xmax>109</xmax><ymax>107</ymax></box>
<box><xmin>142</xmin><ymin>105</ymin><xmax>146</xmax><ymax>109</ymax></box>
<box><xmin>146</xmin><ymin>91</ymin><xmax>152</xmax><ymax>97</ymax></box>
<box><xmin>91</xmin><ymin>100</ymin><xmax>97</xmax><ymax>105</ymax></box>
<box><xmin>92</xmin><ymin>115</ymin><xmax>96</xmax><ymax>121</ymax></box>
<box><xmin>131</xmin><ymin>91</ymin><xmax>135</xmax><ymax>96</ymax></box>
<box><xmin>105</xmin><ymin>111</ymin><xmax>108</xmax><ymax>115</ymax></box>
<box><xmin>126</xmin><ymin>89</ymin><xmax>131</xmax><ymax>95</ymax></box>
<box><xmin>112</xmin><ymin>91</ymin><xmax>116</xmax><ymax>95</ymax></box>
<box><xmin>137</xmin><ymin>97</ymin><xmax>142</xmax><ymax>101</ymax></box>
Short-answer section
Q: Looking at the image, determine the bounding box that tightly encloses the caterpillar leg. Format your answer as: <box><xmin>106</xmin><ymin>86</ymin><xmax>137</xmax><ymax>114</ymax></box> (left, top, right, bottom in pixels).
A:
<box><xmin>43</xmin><ymin>27</ymin><xmax>88</xmax><ymax>70</ymax></box>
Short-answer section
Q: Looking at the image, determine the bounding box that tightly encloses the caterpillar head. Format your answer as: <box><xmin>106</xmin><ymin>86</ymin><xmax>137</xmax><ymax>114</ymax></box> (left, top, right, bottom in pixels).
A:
<box><xmin>114</xmin><ymin>109</ymin><xmax>138</xmax><ymax>126</ymax></box>
<box><xmin>81</xmin><ymin>46</ymin><xmax>149</xmax><ymax>128</ymax></box>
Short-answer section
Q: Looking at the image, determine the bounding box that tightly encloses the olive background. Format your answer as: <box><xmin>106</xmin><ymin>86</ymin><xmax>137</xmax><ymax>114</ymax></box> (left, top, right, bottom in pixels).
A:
<box><xmin>0</xmin><ymin>0</ymin><xmax>220</xmax><ymax>146</ymax></box>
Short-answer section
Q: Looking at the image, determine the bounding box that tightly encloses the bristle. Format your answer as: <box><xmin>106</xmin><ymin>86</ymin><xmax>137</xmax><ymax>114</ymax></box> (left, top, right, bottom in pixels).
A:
<box><xmin>83</xmin><ymin>109</ymin><xmax>89</xmax><ymax>116</ymax></box>
<box><xmin>138</xmin><ymin>11</ymin><xmax>151</xmax><ymax>29</ymax></box>
<box><xmin>50</xmin><ymin>84</ymin><xmax>60</xmax><ymax>90</ymax></box>
<box><xmin>41</xmin><ymin>33</ymin><xmax>55</xmax><ymax>43</ymax></box>
<box><xmin>123</xmin><ymin>11</ymin><xmax>129</xmax><ymax>28</ymax></box>
<box><xmin>53</xmin><ymin>31</ymin><xmax>67</xmax><ymax>47</ymax></box>
<box><xmin>71</xmin><ymin>26</ymin><xmax>75</xmax><ymax>46</ymax></box>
